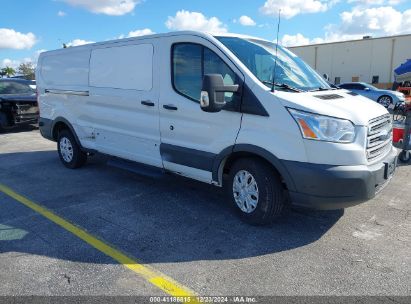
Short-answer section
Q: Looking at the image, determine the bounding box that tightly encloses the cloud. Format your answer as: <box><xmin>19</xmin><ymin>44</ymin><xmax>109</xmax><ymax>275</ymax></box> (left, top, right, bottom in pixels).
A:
<box><xmin>282</xmin><ymin>6</ymin><xmax>411</xmax><ymax>47</ymax></box>
<box><xmin>0</xmin><ymin>49</ymin><xmax>46</xmax><ymax>69</ymax></box>
<box><xmin>238</xmin><ymin>15</ymin><xmax>256</xmax><ymax>26</ymax></box>
<box><xmin>0</xmin><ymin>28</ymin><xmax>37</xmax><ymax>50</ymax></box>
<box><xmin>57</xmin><ymin>10</ymin><xmax>66</xmax><ymax>17</ymax></box>
<box><xmin>165</xmin><ymin>10</ymin><xmax>227</xmax><ymax>33</ymax></box>
<box><xmin>347</xmin><ymin>0</ymin><xmax>404</xmax><ymax>5</ymax></box>
<box><xmin>66</xmin><ymin>39</ymin><xmax>95</xmax><ymax>47</ymax></box>
<box><xmin>1</xmin><ymin>58</ymin><xmax>25</xmax><ymax>69</ymax></box>
<box><xmin>338</xmin><ymin>6</ymin><xmax>410</xmax><ymax>35</ymax></box>
<box><xmin>119</xmin><ymin>28</ymin><xmax>154</xmax><ymax>39</ymax></box>
<box><xmin>281</xmin><ymin>32</ymin><xmax>363</xmax><ymax>46</ymax></box>
<box><xmin>260</xmin><ymin>0</ymin><xmax>338</xmax><ymax>19</ymax></box>
<box><xmin>347</xmin><ymin>0</ymin><xmax>384</xmax><ymax>4</ymax></box>
<box><xmin>61</xmin><ymin>0</ymin><xmax>140</xmax><ymax>16</ymax></box>
<box><xmin>128</xmin><ymin>28</ymin><xmax>154</xmax><ymax>37</ymax></box>
<box><xmin>281</xmin><ymin>33</ymin><xmax>311</xmax><ymax>46</ymax></box>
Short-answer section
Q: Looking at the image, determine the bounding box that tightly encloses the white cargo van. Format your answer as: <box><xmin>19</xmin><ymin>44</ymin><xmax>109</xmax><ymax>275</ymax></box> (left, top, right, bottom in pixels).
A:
<box><xmin>36</xmin><ymin>31</ymin><xmax>397</xmax><ymax>225</ymax></box>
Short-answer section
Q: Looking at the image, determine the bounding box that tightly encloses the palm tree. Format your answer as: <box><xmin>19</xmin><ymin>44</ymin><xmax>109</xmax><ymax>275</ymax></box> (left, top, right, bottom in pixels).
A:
<box><xmin>1</xmin><ymin>66</ymin><xmax>16</xmax><ymax>78</ymax></box>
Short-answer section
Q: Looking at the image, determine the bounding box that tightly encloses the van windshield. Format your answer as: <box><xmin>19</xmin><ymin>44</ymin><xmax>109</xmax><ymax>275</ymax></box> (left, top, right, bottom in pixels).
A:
<box><xmin>216</xmin><ymin>37</ymin><xmax>331</xmax><ymax>92</ymax></box>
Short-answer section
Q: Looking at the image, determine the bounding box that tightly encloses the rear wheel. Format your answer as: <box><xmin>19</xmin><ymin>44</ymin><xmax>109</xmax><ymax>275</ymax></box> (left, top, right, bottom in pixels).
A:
<box><xmin>227</xmin><ymin>158</ymin><xmax>288</xmax><ymax>225</ymax></box>
<box><xmin>377</xmin><ymin>95</ymin><xmax>392</xmax><ymax>108</ymax></box>
<box><xmin>57</xmin><ymin>129</ymin><xmax>87</xmax><ymax>169</ymax></box>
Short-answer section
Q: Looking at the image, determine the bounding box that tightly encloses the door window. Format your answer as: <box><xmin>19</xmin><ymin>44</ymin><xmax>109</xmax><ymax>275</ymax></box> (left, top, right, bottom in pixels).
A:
<box><xmin>172</xmin><ymin>43</ymin><xmax>239</xmax><ymax>104</ymax></box>
<box><xmin>340</xmin><ymin>84</ymin><xmax>353</xmax><ymax>89</ymax></box>
<box><xmin>353</xmin><ymin>84</ymin><xmax>365</xmax><ymax>90</ymax></box>
<box><xmin>172</xmin><ymin>44</ymin><xmax>202</xmax><ymax>101</ymax></box>
<box><xmin>334</xmin><ymin>77</ymin><xmax>341</xmax><ymax>85</ymax></box>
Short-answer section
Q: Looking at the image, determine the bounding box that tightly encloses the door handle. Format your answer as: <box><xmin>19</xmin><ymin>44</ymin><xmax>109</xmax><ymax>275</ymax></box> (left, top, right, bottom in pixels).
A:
<box><xmin>163</xmin><ymin>104</ymin><xmax>178</xmax><ymax>111</ymax></box>
<box><xmin>141</xmin><ymin>100</ymin><xmax>155</xmax><ymax>107</ymax></box>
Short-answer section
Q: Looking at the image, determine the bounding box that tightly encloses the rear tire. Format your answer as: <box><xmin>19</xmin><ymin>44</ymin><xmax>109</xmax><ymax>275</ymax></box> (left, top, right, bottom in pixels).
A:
<box><xmin>57</xmin><ymin>129</ymin><xmax>87</xmax><ymax>169</ymax></box>
<box><xmin>227</xmin><ymin>158</ymin><xmax>288</xmax><ymax>225</ymax></box>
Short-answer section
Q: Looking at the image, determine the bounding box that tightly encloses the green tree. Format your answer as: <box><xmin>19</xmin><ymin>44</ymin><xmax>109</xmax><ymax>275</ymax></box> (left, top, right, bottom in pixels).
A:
<box><xmin>18</xmin><ymin>62</ymin><xmax>35</xmax><ymax>80</ymax></box>
<box><xmin>1</xmin><ymin>66</ymin><xmax>16</xmax><ymax>78</ymax></box>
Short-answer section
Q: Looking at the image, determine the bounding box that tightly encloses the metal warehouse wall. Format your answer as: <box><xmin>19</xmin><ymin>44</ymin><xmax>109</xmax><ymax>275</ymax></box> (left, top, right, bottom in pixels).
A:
<box><xmin>289</xmin><ymin>34</ymin><xmax>411</xmax><ymax>89</ymax></box>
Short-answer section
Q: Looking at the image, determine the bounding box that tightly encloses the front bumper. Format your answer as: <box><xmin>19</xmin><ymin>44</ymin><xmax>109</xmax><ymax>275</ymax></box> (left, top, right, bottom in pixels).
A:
<box><xmin>38</xmin><ymin>117</ymin><xmax>54</xmax><ymax>141</ymax></box>
<box><xmin>284</xmin><ymin>146</ymin><xmax>398</xmax><ymax>210</ymax></box>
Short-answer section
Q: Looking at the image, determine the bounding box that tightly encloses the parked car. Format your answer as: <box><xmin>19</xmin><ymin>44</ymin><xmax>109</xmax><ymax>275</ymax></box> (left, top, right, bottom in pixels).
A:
<box><xmin>36</xmin><ymin>31</ymin><xmax>397</xmax><ymax>225</ymax></box>
<box><xmin>338</xmin><ymin>82</ymin><xmax>405</xmax><ymax>107</ymax></box>
<box><xmin>0</xmin><ymin>78</ymin><xmax>38</xmax><ymax>132</ymax></box>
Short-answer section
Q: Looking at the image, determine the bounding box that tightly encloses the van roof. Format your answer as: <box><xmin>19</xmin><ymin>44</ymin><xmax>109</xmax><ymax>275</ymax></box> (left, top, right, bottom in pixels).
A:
<box><xmin>40</xmin><ymin>31</ymin><xmax>271</xmax><ymax>56</ymax></box>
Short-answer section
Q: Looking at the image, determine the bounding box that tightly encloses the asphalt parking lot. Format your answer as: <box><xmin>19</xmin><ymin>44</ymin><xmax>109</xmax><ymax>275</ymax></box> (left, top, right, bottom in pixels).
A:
<box><xmin>0</xmin><ymin>127</ymin><xmax>410</xmax><ymax>297</ymax></box>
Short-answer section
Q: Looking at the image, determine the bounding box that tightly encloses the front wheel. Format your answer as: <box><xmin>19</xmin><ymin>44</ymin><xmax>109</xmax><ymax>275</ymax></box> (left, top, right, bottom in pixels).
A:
<box><xmin>227</xmin><ymin>158</ymin><xmax>288</xmax><ymax>225</ymax></box>
<box><xmin>377</xmin><ymin>95</ymin><xmax>392</xmax><ymax>108</ymax></box>
<box><xmin>57</xmin><ymin>129</ymin><xmax>87</xmax><ymax>169</ymax></box>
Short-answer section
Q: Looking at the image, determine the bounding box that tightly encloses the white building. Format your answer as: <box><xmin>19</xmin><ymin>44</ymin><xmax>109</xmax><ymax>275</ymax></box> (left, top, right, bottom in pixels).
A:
<box><xmin>289</xmin><ymin>34</ymin><xmax>411</xmax><ymax>89</ymax></box>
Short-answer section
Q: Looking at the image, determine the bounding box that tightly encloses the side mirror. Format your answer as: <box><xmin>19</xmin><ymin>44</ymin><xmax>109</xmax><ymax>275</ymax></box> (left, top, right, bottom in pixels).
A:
<box><xmin>323</xmin><ymin>73</ymin><xmax>329</xmax><ymax>81</ymax></box>
<box><xmin>364</xmin><ymin>87</ymin><xmax>370</xmax><ymax>91</ymax></box>
<box><xmin>200</xmin><ymin>74</ymin><xmax>239</xmax><ymax>113</ymax></box>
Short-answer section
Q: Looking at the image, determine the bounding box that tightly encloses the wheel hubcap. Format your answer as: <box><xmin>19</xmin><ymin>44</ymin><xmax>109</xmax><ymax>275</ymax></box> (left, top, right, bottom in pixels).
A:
<box><xmin>59</xmin><ymin>137</ymin><xmax>73</xmax><ymax>163</ymax></box>
<box><xmin>379</xmin><ymin>96</ymin><xmax>391</xmax><ymax>107</ymax></box>
<box><xmin>233</xmin><ymin>170</ymin><xmax>259</xmax><ymax>213</ymax></box>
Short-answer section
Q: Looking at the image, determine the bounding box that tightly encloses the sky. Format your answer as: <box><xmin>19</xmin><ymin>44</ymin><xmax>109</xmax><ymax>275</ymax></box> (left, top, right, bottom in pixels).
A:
<box><xmin>1</xmin><ymin>0</ymin><xmax>411</xmax><ymax>69</ymax></box>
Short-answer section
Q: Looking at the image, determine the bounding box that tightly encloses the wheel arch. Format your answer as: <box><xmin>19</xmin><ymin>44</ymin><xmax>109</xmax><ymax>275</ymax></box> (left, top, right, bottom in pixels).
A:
<box><xmin>52</xmin><ymin>117</ymin><xmax>82</xmax><ymax>147</ymax></box>
<box><xmin>212</xmin><ymin>144</ymin><xmax>296</xmax><ymax>191</ymax></box>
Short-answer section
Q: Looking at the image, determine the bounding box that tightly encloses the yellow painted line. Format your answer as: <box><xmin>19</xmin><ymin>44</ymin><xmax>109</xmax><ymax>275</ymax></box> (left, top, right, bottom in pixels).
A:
<box><xmin>0</xmin><ymin>183</ymin><xmax>198</xmax><ymax>301</ymax></box>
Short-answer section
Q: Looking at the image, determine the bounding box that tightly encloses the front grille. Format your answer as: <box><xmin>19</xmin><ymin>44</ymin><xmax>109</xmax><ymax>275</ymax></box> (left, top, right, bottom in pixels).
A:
<box><xmin>366</xmin><ymin>114</ymin><xmax>392</xmax><ymax>161</ymax></box>
<box><xmin>16</xmin><ymin>104</ymin><xmax>38</xmax><ymax>115</ymax></box>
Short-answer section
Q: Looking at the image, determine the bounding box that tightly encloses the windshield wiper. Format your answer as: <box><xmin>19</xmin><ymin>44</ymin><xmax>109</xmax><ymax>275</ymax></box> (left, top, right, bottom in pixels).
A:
<box><xmin>261</xmin><ymin>80</ymin><xmax>304</xmax><ymax>92</ymax></box>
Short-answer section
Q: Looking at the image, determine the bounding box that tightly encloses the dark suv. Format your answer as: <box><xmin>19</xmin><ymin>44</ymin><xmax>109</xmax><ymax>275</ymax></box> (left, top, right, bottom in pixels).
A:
<box><xmin>0</xmin><ymin>78</ymin><xmax>38</xmax><ymax>131</ymax></box>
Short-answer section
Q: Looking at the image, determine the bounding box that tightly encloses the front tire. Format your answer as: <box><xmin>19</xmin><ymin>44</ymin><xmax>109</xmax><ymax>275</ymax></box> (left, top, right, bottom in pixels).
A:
<box><xmin>377</xmin><ymin>95</ymin><xmax>392</xmax><ymax>108</ymax></box>
<box><xmin>227</xmin><ymin>158</ymin><xmax>288</xmax><ymax>225</ymax></box>
<box><xmin>57</xmin><ymin>129</ymin><xmax>87</xmax><ymax>169</ymax></box>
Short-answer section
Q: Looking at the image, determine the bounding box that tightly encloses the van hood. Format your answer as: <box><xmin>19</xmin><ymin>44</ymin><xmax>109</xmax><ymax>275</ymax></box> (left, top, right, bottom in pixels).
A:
<box><xmin>276</xmin><ymin>89</ymin><xmax>388</xmax><ymax>126</ymax></box>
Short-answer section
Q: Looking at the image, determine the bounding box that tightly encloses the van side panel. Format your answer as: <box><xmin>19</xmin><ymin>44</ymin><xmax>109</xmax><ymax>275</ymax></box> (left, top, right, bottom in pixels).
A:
<box><xmin>37</xmin><ymin>49</ymin><xmax>92</xmax><ymax>148</ymax></box>
<box><xmin>90</xmin><ymin>44</ymin><xmax>153</xmax><ymax>91</ymax></box>
<box><xmin>37</xmin><ymin>41</ymin><xmax>162</xmax><ymax>168</ymax></box>
<box><xmin>86</xmin><ymin>41</ymin><xmax>162</xmax><ymax>167</ymax></box>
<box><xmin>40</xmin><ymin>49</ymin><xmax>90</xmax><ymax>87</ymax></box>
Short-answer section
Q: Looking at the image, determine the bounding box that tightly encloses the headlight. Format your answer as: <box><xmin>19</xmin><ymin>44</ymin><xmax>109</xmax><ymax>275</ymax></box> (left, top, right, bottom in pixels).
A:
<box><xmin>288</xmin><ymin>108</ymin><xmax>356</xmax><ymax>143</ymax></box>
